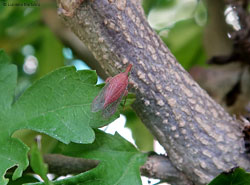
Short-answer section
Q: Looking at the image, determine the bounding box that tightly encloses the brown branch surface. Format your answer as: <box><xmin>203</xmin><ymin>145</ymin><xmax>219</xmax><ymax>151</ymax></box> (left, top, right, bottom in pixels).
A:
<box><xmin>57</xmin><ymin>0</ymin><xmax>250</xmax><ymax>184</ymax></box>
<box><xmin>44</xmin><ymin>154</ymin><xmax>99</xmax><ymax>175</ymax></box>
<box><xmin>40</xmin><ymin>0</ymin><xmax>108</xmax><ymax>79</ymax></box>
<box><xmin>9</xmin><ymin>153</ymin><xmax>189</xmax><ymax>184</ymax></box>
<box><xmin>141</xmin><ymin>154</ymin><xmax>191</xmax><ymax>185</ymax></box>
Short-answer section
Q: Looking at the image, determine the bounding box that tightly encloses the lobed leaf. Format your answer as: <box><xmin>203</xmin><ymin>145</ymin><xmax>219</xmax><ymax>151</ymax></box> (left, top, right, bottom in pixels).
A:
<box><xmin>0</xmin><ymin>50</ymin><xmax>119</xmax><ymax>184</ymax></box>
<box><xmin>29</xmin><ymin>130</ymin><xmax>147</xmax><ymax>185</ymax></box>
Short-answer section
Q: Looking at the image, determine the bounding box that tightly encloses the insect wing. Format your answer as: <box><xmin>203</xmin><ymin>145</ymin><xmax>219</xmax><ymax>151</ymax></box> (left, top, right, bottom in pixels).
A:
<box><xmin>91</xmin><ymin>82</ymin><xmax>110</xmax><ymax>112</ymax></box>
<box><xmin>101</xmin><ymin>91</ymin><xmax>125</xmax><ymax>118</ymax></box>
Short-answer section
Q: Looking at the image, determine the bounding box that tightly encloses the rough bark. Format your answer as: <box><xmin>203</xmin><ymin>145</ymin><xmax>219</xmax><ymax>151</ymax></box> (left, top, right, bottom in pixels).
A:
<box><xmin>141</xmin><ymin>154</ymin><xmax>191</xmax><ymax>185</ymax></box>
<box><xmin>40</xmin><ymin>0</ymin><xmax>108</xmax><ymax>79</ymax></box>
<box><xmin>57</xmin><ymin>0</ymin><xmax>250</xmax><ymax>184</ymax></box>
<box><xmin>43</xmin><ymin>154</ymin><xmax>99</xmax><ymax>175</ymax></box>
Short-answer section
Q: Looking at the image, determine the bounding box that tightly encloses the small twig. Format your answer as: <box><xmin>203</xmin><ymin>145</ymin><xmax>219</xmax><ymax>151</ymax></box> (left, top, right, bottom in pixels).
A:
<box><xmin>7</xmin><ymin>154</ymin><xmax>99</xmax><ymax>176</ymax></box>
<box><xmin>141</xmin><ymin>154</ymin><xmax>192</xmax><ymax>185</ymax></box>
<box><xmin>7</xmin><ymin>153</ymin><xmax>191</xmax><ymax>184</ymax></box>
<box><xmin>43</xmin><ymin>154</ymin><xmax>99</xmax><ymax>176</ymax></box>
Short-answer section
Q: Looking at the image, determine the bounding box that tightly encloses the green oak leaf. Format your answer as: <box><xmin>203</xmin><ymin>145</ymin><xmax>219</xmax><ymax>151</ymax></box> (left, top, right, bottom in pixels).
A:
<box><xmin>0</xmin><ymin>50</ymin><xmax>118</xmax><ymax>184</ymax></box>
<box><xmin>208</xmin><ymin>167</ymin><xmax>250</xmax><ymax>185</ymax></box>
<box><xmin>29</xmin><ymin>129</ymin><xmax>147</xmax><ymax>185</ymax></box>
<box><xmin>124</xmin><ymin>108</ymin><xmax>154</xmax><ymax>152</ymax></box>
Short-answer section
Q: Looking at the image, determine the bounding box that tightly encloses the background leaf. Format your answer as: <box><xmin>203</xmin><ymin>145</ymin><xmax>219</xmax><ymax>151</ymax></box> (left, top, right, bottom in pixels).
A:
<box><xmin>145</xmin><ymin>0</ymin><xmax>208</xmax><ymax>70</ymax></box>
<box><xmin>160</xmin><ymin>19</ymin><xmax>207</xmax><ymax>70</ymax></box>
<box><xmin>142</xmin><ymin>0</ymin><xmax>175</xmax><ymax>16</ymax></box>
<box><xmin>208</xmin><ymin>167</ymin><xmax>250</xmax><ymax>185</ymax></box>
<box><xmin>35</xmin><ymin>28</ymin><xmax>64</xmax><ymax>78</ymax></box>
<box><xmin>124</xmin><ymin>108</ymin><xmax>154</xmax><ymax>152</ymax></box>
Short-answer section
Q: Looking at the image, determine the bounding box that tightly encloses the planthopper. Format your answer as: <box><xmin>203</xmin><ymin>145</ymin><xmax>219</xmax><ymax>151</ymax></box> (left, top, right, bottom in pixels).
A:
<box><xmin>91</xmin><ymin>64</ymin><xmax>133</xmax><ymax>118</ymax></box>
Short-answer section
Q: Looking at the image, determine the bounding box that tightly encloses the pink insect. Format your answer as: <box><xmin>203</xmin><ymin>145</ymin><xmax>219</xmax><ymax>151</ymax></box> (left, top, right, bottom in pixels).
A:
<box><xmin>91</xmin><ymin>64</ymin><xmax>133</xmax><ymax>118</ymax></box>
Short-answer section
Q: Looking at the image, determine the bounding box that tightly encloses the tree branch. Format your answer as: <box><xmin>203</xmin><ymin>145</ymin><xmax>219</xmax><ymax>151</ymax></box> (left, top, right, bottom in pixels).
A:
<box><xmin>57</xmin><ymin>0</ymin><xmax>250</xmax><ymax>184</ymax></box>
<box><xmin>44</xmin><ymin>154</ymin><xmax>190</xmax><ymax>183</ymax></box>
<box><xmin>9</xmin><ymin>153</ymin><xmax>190</xmax><ymax>184</ymax></box>
<box><xmin>7</xmin><ymin>154</ymin><xmax>99</xmax><ymax>177</ymax></box>
<box><xmin>43</xmin><ymin>154</ymin><xmax>99</xmax><ymax>176</ymax></box>
<box><xmin>141</xmin><ymin>154</ymin><xmax>192</xmax><ymax>185</ymax></box>
<box><xmin>40</xmin><ymin>0</ymin><xmax>108</xmax><ymax>79</ymax></box>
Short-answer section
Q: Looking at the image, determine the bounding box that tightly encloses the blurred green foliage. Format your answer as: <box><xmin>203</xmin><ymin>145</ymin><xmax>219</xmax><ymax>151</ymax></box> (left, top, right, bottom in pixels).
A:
<box><xmin>142</xmin><ymin>0</ymin><xmax>175</xmax><ymax>16</ymax></box>
<box><xmin>160</xmin><ymin>18</ymin><xmax>206</xmax><ymax>69</ymax></box>
<box><xmin>123</xmin><ymin>108</ymin><xmax>154</xmax><ymax>152</ymax></box>
<box><xmin>0</xmin><ymin>0</ymin><xmax>63</xmax><ymax>81</ymax></box>
<box><xmin>145</xmin><ymin>0</ymin><xmax>207</xmax><ymax>70</ymax></box>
